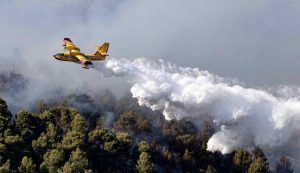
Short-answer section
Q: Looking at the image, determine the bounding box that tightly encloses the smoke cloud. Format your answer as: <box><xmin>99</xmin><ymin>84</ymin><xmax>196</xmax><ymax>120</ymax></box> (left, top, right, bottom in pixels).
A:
<box><xmin>2</xmin><ymin>0</ymin><xmax>300</xmax><ymax>111</ymax></box>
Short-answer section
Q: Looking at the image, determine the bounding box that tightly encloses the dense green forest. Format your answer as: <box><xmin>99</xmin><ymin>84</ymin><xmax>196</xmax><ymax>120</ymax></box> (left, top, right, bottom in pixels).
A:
<box><xmin>0</xmin><ymin>91</ymin><xmax>294</xmax><ymax>173</ymax></box>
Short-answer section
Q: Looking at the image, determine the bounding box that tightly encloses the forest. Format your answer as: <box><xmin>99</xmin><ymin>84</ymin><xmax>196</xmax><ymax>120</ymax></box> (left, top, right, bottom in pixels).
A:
<box><xmin>0</xmin><ymin>89</ymin><xmax>295</xmax><ymax>173</ymax></box>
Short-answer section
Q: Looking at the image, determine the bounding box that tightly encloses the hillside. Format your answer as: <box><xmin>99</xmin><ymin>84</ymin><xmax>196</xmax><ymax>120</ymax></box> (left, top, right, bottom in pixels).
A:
<box><xmin>0</xmin><ymin>93</ymin><xmax>293</xmax><ymax>173</ymax></box>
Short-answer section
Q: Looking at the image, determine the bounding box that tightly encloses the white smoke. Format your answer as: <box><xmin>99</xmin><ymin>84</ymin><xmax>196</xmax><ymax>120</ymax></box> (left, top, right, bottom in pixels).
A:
<box><xmin>94</xmin><ymin>58</ymin><xmax>300</xmax><ymax>155</ymax></box>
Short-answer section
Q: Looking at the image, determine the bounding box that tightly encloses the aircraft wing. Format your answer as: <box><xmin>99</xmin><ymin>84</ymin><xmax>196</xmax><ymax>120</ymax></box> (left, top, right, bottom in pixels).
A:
<box><xmin>75</xmin><ymin>55</ymin><xmax>91</xmax><ymax>64</ymax></box>
<box><xmin>63</xmin><ymin>38</ymin><xmax>81</xmax><ymax>52</ymax></box>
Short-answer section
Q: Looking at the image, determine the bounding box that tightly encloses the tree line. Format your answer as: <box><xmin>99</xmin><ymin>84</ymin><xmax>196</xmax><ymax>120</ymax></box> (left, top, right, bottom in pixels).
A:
<box><xmin>0</xmin><ymin>90</ymin><xmax>294</xmax><ymax>173</ymax></box>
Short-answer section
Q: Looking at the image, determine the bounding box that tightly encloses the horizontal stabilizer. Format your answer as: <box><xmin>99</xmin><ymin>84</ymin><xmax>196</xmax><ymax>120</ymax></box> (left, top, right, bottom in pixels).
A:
<box><xmin>95</xmin><ymin>42</ymin><xmax>109</xmax><ymax>56</ymax></box>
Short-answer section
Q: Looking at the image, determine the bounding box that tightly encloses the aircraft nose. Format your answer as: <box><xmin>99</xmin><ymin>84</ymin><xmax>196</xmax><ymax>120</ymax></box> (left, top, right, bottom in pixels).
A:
<box><xmin>53</xmin><ymin>53</ymin><xmax>62</xmax><ymax>60</ymax></box>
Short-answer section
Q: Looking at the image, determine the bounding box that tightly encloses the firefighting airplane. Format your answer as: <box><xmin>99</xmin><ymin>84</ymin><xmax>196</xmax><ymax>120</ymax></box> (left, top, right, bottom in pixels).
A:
<box><xmin>53</xmin><ymin>38</ymin><xmax>109</xmax><ymax>69</ymax></box>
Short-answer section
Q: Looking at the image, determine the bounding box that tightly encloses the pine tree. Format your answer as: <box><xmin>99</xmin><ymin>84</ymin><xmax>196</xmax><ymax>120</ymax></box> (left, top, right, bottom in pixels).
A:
<box><xmin>176</xmin><ymin>134</ymin><xmax>195</xmax><ymax>148</ymax></box>
<box><xmin>32</xmin><ymin>123</ymin><xmax>59</xmax><ymax>154</ymax></box>
<box><xmin>247</xmin><ymin>157</ymin><xmax>270</xmax><ymax>173</ymax></box>
<box><xmin>60</xmin><ymin>114</ymin><xmax>87</xmax><ymax>150</ymax></box>
<box><xmin>247</xmin><ymin>147</ymin><xmax>270</xmax><ymax>173</ymax></box>
<box><xmin>15</xmin><ymin>111</ymin><xmax>41</xmax><ymax>141</ymax></box>
<box><xmin>0</xmin><ymin>98</ymin><xmax>11</xmax><ymax>132</ymax></box>
<box><xmin>275</xmin><ymin>156</ymin><xmax>293</xmax><ymax>173</ymax></box>
<box><xmin>36</xmin><ymin>100</ymin><xmax>48</xmax><ymax>113</ymax></box>
<box><xmin>59</xmin><ymin>148</ymin><xmax>91</xmax><ymax>173</ymax></box>
<box><xmin>3</xmin><ymin>128</ymin><xmax>24</xmax><ymax>169</ymax></box>
<box><xmin>136</xmin><ymin>116</ymin><xmax>152</xmax><ymax>133</ymax></box>
<box><xmin>138</xmin><ymin>141</ymin><xmax>150</xmax><ymax>153</ymax></box>
<box><xmin>41</xmin><ymin>149</ymin><xmax>64</xmax><ymax>173</ymax></box>
<box><xmin>233</xmin><ymin>150</ymin><xmax>252</xmax><ymax>173</ymax></box>
<box><xmin>183</xmin><ymin>148</ymin><xmax>195</xmax><ymax>171</ymax></box>
<box><xmin>114</xmin><ymin>111</ymin><xmax>137</xmax><ymax>132</ymax></box>
<box><xmin>0</xmin><ymin>143</ymin><xmax>6</xmax><ymax>164</ymax></box>
<box><xmin>18</xmin><ymin>156</ymin><xmax>36</xmax><ymax>173</ymax></box>
<box><xmin>0</xmin><ymin>159</ymin><xmax>10</xmax><ymax>173</ymax></box>
<box><xmin>205</xmin><ymin>165</ymin><xmax>217</xmax><ymax>173</ymax></box>
<box><xmin>136</xmin><ymin>152</ymin><xmax>154</xmax><ymax>173</ymax></box>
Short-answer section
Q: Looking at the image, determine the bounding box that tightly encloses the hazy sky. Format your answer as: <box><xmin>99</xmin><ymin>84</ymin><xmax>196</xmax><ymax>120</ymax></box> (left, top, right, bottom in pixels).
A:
<box><xmin>1</xmin><ymin>0</ymin><xmax>300</xmax><ymax>108</ymax></box>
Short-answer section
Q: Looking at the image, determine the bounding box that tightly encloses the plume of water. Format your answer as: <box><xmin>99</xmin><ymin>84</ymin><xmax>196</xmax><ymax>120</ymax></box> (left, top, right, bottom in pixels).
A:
<box><xmin>94</xmin><ymin>58</ymin><xmax>300</xmax><ymax>154</ymax></box>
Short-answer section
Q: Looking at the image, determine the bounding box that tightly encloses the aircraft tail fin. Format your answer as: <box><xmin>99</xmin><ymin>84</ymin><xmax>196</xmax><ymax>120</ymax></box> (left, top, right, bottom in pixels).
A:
<box><xmin>63</xmin><ymin>38</ymin><xmax>72</xmax><ymax>45</ymax></box>
<box><xmin>95</xmin><ymin>42</ymin><xmax>109</xmax><ymax>56</ymax></box>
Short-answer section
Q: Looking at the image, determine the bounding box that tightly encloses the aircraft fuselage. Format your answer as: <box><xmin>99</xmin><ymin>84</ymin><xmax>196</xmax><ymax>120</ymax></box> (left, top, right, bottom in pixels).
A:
<box><xmin>54</xmin><ymin>53</ymin><xmax>79</xmax><ymax>62</ymax></box>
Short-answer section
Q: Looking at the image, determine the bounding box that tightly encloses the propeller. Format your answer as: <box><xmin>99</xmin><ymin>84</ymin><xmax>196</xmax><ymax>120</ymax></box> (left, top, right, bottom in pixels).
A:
<box><xmin>62</xmin><ymin>43</ymin><xmax>65</xmax><ymax>51</ymax></box>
